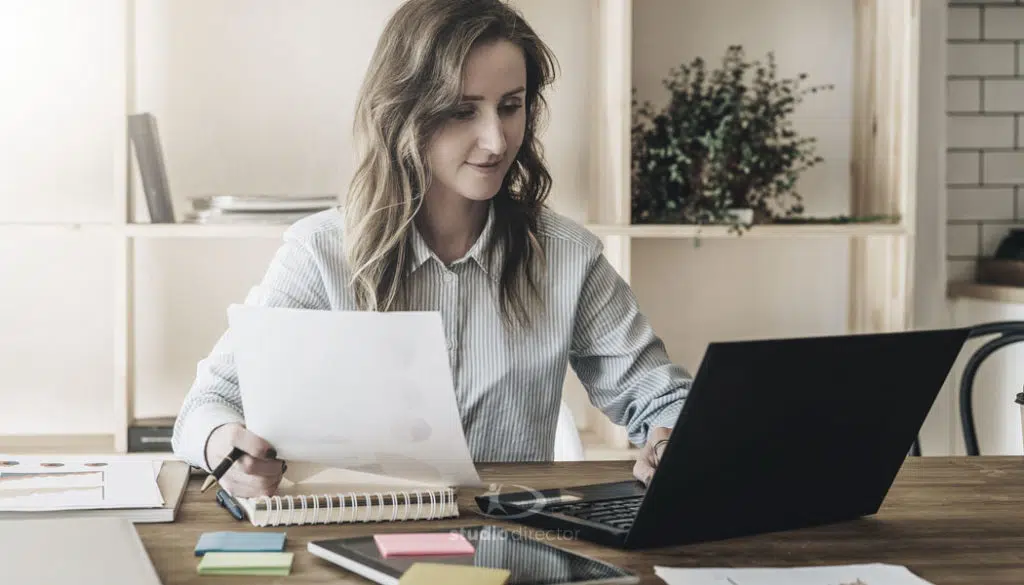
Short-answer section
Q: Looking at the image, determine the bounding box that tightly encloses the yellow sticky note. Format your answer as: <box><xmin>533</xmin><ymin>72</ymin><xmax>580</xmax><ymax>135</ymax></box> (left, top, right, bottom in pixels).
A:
<box><xmin>398</xmin><ymin>562</ymin><xmax>510</xmax><ymax>585</ymax></box>
<box><xmin>196</xmin><ymin>551</ymin><xmax>294</xmax><ymax>576</ymax></box>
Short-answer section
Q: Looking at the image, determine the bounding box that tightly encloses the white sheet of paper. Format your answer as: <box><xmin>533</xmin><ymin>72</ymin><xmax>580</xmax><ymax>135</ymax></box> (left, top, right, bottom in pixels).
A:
<box><xmin>654</xmin><ymin>563</ymin><xmax>936</xmax><ymax>585</ymax></box>
<box><xmin>0</xmin><ymin>456</ymin><xmax>164</xmax><ymax>511</ymax></box>
<box><xmin>228</xmin><ymin>305</ymin><xmax>483</xmax><ymax>487</ymax></box>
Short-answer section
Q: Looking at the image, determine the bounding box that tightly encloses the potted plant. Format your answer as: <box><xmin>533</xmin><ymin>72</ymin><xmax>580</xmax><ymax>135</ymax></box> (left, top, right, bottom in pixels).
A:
<box><xmin>631</xmin><ymin>45</ymin><xmax>833</xmax><ymax>234</ymax></box>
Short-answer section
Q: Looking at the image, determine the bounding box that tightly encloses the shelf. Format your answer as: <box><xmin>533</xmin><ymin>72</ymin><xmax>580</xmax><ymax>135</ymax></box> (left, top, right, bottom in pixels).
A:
<box><xmin>0</xmin><ymin>434</ymin><xmax>115</xmax><ymax>454</ymax></box>
<box><xmin>125</xmin><ymin>223</ymin><xmax>289</xmax><ymax>239</ymax></box>
<box><xmin>0</xmin><ymin>221</ymin><xmax>908</xmax><ymax>240</ymax></box>
<box><xmin>587</xmin><ymin>223</ymin><xmax>909</xmax><ymax>238</ymax></box>
<box><xmin>948</xmin><ymin>281</ymin><xmax>1024</xmax><ymax>305</ymax></box>
<box><xmin>0</xmin><ymin>223</ymin><xmax>115</xmax><ymax>235</ymax></box>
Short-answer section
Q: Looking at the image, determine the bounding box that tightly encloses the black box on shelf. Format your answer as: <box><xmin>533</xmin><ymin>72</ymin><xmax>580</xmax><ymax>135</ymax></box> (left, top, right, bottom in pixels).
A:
<box><xmin>128</xmin><ymin>417</ymin><xmax>176</xmax><ymax>453</ymax></box>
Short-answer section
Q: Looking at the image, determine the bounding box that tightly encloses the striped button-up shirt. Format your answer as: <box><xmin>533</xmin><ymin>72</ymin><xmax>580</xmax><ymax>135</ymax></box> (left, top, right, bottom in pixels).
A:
<box><xmin>172</xmin><ymin>205</ymin><xmax>691</xmax><ymax>471</ymax></box>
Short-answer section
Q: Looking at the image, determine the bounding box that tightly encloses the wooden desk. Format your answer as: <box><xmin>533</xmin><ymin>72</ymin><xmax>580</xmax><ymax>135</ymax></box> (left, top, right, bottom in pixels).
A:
<box><xmin>137</xmin><ymin>457</ymin><xmax>1024</xmax><ymax>585</ymax></box>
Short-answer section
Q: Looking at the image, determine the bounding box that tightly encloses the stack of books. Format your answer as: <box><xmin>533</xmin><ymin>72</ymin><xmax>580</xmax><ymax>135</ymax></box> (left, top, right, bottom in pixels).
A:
<box><xmin>183</xmin><ymin>194</ymin><xmax>338</xmax><ymax>225</ymax></box>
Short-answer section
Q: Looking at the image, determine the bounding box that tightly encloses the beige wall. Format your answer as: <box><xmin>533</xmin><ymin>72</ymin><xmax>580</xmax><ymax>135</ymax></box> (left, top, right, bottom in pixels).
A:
<box><xmin>0</xmin><ymin>0</ymin><xmax>123</xmax><ymax>433</ymax></box>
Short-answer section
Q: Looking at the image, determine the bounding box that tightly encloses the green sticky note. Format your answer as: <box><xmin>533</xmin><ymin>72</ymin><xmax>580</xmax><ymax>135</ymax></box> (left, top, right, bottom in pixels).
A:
<box><xmin>399</xmin><ymin>563</ymin><xmax>511</xmax><ymax>585</ymax></box>
<box><xmin>197</xmin><ymin>552</ymin><xmax>294</xmax><ymax>576</ymax></box>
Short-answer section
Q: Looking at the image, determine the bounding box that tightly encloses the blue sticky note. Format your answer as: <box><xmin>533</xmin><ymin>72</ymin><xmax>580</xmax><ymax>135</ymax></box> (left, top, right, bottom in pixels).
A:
<box><xmin>194</xmin><ymin>531</ymin><xmax>287</xmax><ymax>556</ymax></box>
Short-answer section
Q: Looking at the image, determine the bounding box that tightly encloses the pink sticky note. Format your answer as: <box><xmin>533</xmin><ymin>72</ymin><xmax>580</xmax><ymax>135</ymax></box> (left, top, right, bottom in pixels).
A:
<box><xmin>373</xmin><ymin>533</ymin><xmax>475</xmax><ymax>557</ymax></box>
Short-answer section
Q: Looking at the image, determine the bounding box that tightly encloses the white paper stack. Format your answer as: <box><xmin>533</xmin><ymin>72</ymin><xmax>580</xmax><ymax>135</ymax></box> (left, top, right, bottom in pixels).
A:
<box><xmin>0</xmin><ymin>455</ymin><xmax>190</xmax><ymax>523</ymax></box>
<box><xmin>184</xmin><ymin>194</ymin><xmax>337</xmax><ymax>224</ymax></box>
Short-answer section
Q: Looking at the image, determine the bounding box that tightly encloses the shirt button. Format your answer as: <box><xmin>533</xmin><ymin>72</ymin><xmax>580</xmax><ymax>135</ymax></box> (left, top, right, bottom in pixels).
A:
<box><xmin>444</xmin><ymin>272</ymin><xmax>456</xmax><ymax>283</ymax></box>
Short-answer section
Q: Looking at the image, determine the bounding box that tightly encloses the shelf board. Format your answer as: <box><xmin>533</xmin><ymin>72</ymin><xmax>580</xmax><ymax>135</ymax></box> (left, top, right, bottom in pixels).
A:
<box><xmin>0</xmin><ymin>223</ymin><xmax>115</xmax><ymax>235</ymax></box>
<box><xmin>126</xmin><ymin>223</ymin><xmax>288</xmax><ymax>239</ymax></box>
<box><xmin>0</xmin><ymin>433</ymin><xmax>115</xmax><ymax>454</ymax></box>
<box><xmin>0</xmin><ymin>221</ymin><xmax>907</xmax><ymax>240</ymax></box>
<box><xmin>948</xmin><ymin>281</ymin><xmax>1024</xmax><ymax>304</ymax></box>
<box><xmin>587</xmin><ymin>223</ymin><xmax>908</xmax><ymax>238</ymax></box>
<box><xmin>0</xmin><ymin>433</ymin><xmax>183</xmax><ymax>459</ymax></box>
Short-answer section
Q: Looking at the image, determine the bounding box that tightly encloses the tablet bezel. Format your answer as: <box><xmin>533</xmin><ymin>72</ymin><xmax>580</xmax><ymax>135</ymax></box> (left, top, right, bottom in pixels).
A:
<box><xmin>307</xmin><ymin>525</ymin><xmax>639</xmax><ymax>585</ymax></box>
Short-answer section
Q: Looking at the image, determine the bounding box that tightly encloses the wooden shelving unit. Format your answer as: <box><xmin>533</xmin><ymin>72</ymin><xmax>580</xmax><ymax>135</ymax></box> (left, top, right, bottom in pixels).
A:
<box><xmin>573</xmin><ymin>0</ymin><xmax>921</xmax><ymax>453</ymax></box>
<box><xmin>948</xmin><ymin>281</ymin><xmax>1024</xmax><ymax>305</ymax></box>
<box><xmin>1</xmin><ymin>0</ymin><xmax>921</xmax><ymax>460</ymax></box>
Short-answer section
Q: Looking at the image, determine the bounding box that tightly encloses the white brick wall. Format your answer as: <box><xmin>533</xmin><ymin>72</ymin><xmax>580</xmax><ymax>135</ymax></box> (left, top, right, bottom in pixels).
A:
<box><xmin>947</xmin><ymin>43</ymin><xmax>1016</xmax><ymax>75</ymax></box>
<box><xmin>949</xmin><ymin>7</ymin><xmax>982</xmax><ymax>39</ymax></box>
<box><xmin>947</xmin><ymin>115</ymin><xmax>1015</xmax><ymax>147</ymax></box>
<box><xmin>949</xmin><ymin>79</ymin><xmax>982</xmax><ymax>111</ymax></box>
<box><xmin>985</xmin><ymin>79</ymin><xmax>1024</xmax><ymax>110</ymax></box>
<box><xmin>985</xmin><ymin>151</ymin><xmax>1024</xmax><ymax>182</ymax></box>
<box><xmin>948</xmin><ymin>187</ymin><xmax>1016</xmax><ymax>219</ymax></box>
<box><xmin>947</xmin><ymin>1</ymin><xmax>1024</xmax><ymax>282</ymax></box>
<box><xmin>984</xmin><ymin>6</ymin><xmax>1024</xmax><ymax>39</ymax></box>
<box><xmin>947</xmin><ymin>151</ymin><xmax>981</xmax><ymax>184</ymax></box>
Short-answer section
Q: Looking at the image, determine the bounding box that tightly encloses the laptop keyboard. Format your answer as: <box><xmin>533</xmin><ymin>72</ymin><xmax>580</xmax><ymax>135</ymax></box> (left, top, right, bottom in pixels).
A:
<box><xmin>545</xmin><ymin>496</ymin><xmax>642</xmax><ymax>531</ymax></box>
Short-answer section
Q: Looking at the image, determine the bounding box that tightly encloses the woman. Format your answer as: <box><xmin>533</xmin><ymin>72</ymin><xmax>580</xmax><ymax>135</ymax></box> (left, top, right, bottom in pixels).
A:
<box><xmin>171</xmin><ymin>0</ymin><xmax>691</xmax><ymax>498</ymax></box>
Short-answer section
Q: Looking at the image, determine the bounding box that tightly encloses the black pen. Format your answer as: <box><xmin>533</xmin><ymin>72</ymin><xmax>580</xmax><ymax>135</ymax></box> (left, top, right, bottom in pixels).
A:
<box><xmin>216</xmin><ymin>488</ymin><xmax>246</xmax><ymax>521</ymax></box>
<box><xmin>201</xmin><ymin>446</ymin><xmax>246</xmax><ymax>493</ymax></box>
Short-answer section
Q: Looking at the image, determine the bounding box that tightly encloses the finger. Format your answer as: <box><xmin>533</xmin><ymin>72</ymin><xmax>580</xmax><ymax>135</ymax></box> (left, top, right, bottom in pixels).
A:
<box><xmin>235</xmin><ymin>454</ymin><xmax>285</xmax><ymax>478</ymax></box>
<box><xmin>224</xmin><ymin>472</ymin><xmax>279</xmax><ymax>497</ymax></box>
<box><xmin>633</xmin><ymin>459</ymin><xmax>653</xmax><ymax>485</ymax></box>
<box><xmin>223</xmin><ymin>481</ymin><xmax>263</xmax><ymax>498</ymax></box>
<box><xmin>266</xmin><ymin>476</ymin><xmax>283</xmax><ymax>496</ymax></box>
<box><xmin>233</xmin><ymin>429</ymin><xmax>277</xmax><ymax>460</ymax></box>
<box><xmin>654</xmin><ymin>441</ymin><xmax>668</xmax><ymax>464</ymax></box>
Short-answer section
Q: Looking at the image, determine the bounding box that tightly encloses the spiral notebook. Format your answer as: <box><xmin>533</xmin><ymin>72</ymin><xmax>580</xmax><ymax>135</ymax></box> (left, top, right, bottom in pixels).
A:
<box><xmin>233</xmin><ymin>465</ymin><xmax>459</xmax><ymax>527</ymax></box>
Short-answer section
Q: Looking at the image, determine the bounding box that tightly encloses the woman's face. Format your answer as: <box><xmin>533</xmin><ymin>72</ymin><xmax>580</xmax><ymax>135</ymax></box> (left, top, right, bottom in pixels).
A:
<box><xmin>425</xmin><ymin>39</ymin><xmax>528</xmax><ymax>205</ymax></box>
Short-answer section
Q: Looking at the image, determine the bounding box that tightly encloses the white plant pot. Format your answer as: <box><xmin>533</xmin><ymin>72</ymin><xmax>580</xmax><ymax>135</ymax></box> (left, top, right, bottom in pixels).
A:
<box><xmin>726</xmin><ymin>208</ymin><xmax>754</xmax><ymax>224</ymax></box>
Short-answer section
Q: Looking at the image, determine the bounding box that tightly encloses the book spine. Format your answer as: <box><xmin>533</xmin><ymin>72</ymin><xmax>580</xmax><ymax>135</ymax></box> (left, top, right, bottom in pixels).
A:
<box><xmin>127</xmin><ymin>113</ymin><xmax>176</xmax><ymax>223</ymax></box>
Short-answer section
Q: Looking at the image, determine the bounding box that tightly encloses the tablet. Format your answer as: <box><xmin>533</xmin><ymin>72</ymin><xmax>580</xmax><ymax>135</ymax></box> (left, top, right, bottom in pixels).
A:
<box><xmin>307</xmin><ymin>525</ymin><xmax>638</xmax><ymax>585</ymax></box>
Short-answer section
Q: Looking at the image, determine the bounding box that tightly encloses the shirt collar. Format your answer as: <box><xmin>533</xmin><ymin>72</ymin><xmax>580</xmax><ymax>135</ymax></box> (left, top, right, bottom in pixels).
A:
<box><xmin>408</xmin><ymin>204</ymin><xmax>501</xmax><ymax>282</ymax></box>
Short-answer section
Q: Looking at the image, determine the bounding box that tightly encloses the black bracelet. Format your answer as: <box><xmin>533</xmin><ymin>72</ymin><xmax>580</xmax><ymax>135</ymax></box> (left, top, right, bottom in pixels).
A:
<box><xmin>653</xmin><ymin>438</ymin><xmax>670</xmax><ymax>453</ymax></box>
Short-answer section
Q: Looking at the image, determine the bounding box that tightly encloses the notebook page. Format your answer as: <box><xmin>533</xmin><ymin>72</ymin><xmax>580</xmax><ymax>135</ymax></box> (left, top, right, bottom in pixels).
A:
<box><xmin>653</xmin><ymin>563</ymin><xmax>937</xmax><ymax>585</ymax></box>
<box><xmin>228</xmin><ymin>306</ymin><xmax>482</xmax><ymax>487</ymax></box>
<box><xmin>277</xmin><ymin>465</ymin><xmax>451</xmax><ymax>494</ymax></box>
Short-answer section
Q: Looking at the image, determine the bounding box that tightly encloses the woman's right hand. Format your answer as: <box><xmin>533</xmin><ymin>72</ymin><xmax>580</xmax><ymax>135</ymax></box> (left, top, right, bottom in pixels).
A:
<box><xmin>205</xmin><ymin>423</ymin><xmax>286</xmax><ymax>497</ymax></box>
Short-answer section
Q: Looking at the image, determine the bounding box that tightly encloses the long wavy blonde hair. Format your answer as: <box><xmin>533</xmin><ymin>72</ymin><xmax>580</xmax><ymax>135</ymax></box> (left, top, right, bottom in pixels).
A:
<box><xmin>343</xmin><ymin>0</ymin><xmax>557</xmax><ymax>327</ymax></box>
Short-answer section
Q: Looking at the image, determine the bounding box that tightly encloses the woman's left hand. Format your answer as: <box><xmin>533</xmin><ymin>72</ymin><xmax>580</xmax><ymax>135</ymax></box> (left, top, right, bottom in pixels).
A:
<box><xmin>633</xmin><ymin>426</ymin><xmax>673</xmax><ymax>486</ymax></box>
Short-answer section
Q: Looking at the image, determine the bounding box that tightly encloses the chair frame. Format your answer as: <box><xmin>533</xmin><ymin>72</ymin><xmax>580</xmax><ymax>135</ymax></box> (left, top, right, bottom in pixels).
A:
<box><xmin>911</xmin><ymin>320</ymin><xmax>1024</xmax><ymax>456</ymax></box>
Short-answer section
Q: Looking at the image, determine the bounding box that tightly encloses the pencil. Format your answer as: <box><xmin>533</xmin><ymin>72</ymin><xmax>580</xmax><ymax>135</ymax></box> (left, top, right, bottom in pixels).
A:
<box><xmin>200</xmin><ymin>446</ymin><xmax>246</xmax><ymax>493</ymax></box>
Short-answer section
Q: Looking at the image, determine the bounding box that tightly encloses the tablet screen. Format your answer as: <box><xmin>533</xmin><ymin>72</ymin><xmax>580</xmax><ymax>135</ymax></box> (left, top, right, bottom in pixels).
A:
<box><xmin>310</xmin><ymin>525</ymin><xmax>637</xmax><ymax>585</ymax></box>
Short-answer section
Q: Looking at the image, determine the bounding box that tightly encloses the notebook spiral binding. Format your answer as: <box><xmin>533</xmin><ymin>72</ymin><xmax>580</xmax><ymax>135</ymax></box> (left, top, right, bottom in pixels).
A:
<box><xmin>247</xmin><ymin>488</ymin><xmax>459</xmax><ymax>527</ymax></box>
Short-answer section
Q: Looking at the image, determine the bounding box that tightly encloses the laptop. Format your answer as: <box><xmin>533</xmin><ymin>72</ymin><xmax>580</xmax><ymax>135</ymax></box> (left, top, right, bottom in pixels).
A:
<box><xmin>476</xmin><ymin>327</ymin><xmax>971</xmax><ymax>549</ymax></box>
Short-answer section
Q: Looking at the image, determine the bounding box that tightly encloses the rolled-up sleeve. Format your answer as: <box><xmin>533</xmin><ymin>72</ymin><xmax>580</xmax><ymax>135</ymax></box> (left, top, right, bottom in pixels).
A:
<box><xmin>171</xmin><ymin>231</ymin><xmax>332</xmax><ymax>470</ymax></box>
<box><xmin>568</xmin><ymin>245</ymin><xmax>691</xmax><ymax>447</ymax></box>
